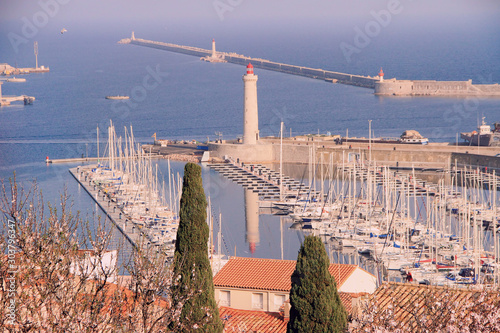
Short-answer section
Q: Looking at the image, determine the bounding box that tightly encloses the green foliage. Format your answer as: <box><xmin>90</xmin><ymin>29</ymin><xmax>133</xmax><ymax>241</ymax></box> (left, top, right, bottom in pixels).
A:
<box><xmin>171</xmin><ymin>163</ymin><xmax>224</xmax><ymax>332</ymax></box>
<box><xmin>287</xmin><ymin>235</ymin><xmax>347</xmax><ymax>333</ymax></box>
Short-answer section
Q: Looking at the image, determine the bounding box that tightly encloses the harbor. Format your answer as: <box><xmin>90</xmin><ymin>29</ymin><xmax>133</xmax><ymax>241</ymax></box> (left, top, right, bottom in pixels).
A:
<box><xmin>61</xmin><ymin>117</ymin><xmax>500</xmax><ymax>287</ymax></box>
<box><xmin>202</xmin><ymin>149</ymin><xmax>500</xmax><ymax>286</ymax></box>
<box><xmin>120</xmin><ymin>33</ymin><xmax>500</xmax><ymax>96</ymax></box>
<box><xmin>62</xmin><ymin>61</ymin><xmax>500</xmax><ymax>287</ymax></box>
<box><xmin>69</xmin><ymin>136</ymin><xmax>500</xmax><ymax>287</ymax></box>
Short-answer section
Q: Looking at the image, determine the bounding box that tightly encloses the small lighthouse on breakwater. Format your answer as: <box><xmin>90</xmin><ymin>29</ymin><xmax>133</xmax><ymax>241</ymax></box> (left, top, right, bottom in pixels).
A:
<box><xmin>242</xmin><ymin>63</ymin><xmax>259</xmax><ymax>144</ymax></box>
<box><xmin>211</xmin><ymin>39</ymin><xmax>216</xmax><ymax>58</ymax></box>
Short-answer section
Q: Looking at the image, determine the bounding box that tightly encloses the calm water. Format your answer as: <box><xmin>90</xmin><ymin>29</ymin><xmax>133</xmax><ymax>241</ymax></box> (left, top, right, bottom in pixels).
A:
<box><xmin>1</xmin><ymin>23</ymin><xmax>499</xmax><ymax>261</ymax></box>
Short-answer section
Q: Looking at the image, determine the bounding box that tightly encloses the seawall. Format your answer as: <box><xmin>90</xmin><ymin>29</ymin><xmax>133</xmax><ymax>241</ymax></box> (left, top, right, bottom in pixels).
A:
<box><xmin>126</xmin><ymin>38</ymin><xmax>377</xmax><ymax>89</ymax></box>
<box><xmin>375</xmin><ymin>79</ymin><xmax>500</xmax><ymax>97</ymax></box>
<box><xmin>124</xmin><ymin>36</ymin><xmax>500</xmax><ymax>96</ymax></box>
<box><xmin>208</xmin><ymin>139</ymin><xmax>500</xmax><ymax>171</ymax></box>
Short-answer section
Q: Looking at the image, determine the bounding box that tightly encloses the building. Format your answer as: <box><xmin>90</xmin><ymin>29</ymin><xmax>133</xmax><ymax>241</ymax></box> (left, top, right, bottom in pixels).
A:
<box><xmin>351</xmin><ymin>282</ymin><xmax>500</xmax><ymax>332</ymax></box>
<box><xmin>213</xmin><ymin>257</ymin><xmax>377</xmax><ymax>313</ymax></box>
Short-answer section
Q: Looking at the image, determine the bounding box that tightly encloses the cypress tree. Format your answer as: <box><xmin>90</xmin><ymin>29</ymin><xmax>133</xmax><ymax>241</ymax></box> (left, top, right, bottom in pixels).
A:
<box><xmin>287</xmin><ymin>235</ymin><xmax>347</xmax><ymax>333</ymax></box>
<box><xmin>170</xmin><ymin>163</ymin><xmax>224</xmax><ymax>332</ymax></box>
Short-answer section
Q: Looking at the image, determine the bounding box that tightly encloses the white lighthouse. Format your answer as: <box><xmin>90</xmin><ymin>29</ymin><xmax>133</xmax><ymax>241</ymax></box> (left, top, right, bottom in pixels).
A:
<box><xmin>211</xmin><ymin>39</ymin><xmax>216</xmax><ymax>58</ymax></box>
<box><xmin>243</xmin><ymin>63</ymin><xmax>259</xmax><ymax>144</ymax></box>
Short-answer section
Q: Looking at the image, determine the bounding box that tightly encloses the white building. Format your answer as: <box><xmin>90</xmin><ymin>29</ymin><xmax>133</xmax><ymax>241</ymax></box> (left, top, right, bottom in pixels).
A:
<box><xmin>213</xmin><ymin>257</ymin><xmax>377</xmax><ymax>313</ymax></box>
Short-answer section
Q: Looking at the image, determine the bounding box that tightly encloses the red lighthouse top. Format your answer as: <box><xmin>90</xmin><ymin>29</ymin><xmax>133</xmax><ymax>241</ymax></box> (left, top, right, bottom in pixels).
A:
<box><xmin>246</xmin><ymin>63</ymin><xmax>254</xmax><ymax>74</ymax></box>
<box><xmin>378</xmin><ymin>67</ymin><xmax>384</xmax><ymax>77</ymax></box>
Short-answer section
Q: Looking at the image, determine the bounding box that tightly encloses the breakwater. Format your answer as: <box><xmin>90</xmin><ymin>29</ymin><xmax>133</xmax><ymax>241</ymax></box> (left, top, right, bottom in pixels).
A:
<box><xmin>121</xmin><ymin>34</ymin><xmax>500</xmax><ymax>96</ymax></box>
<box><xmin>375</xmin><ymin>79</ymin><xmax>500</xmax><ymax>97</ymax></box>
<box><xmin>121</xmin><ymin>37</ymin><xmax>378</xmax><ymax>89</ymax></box>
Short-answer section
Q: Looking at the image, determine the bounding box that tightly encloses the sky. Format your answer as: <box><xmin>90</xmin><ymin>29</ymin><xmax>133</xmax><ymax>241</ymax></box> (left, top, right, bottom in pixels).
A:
<box><xmin>1</xmin><ymin>0</ymin><xmax>499</xmax><ymax>32</ymax></box>
<box><xmin>0</xmin><ymin>0</ymin><xmax>499</xmax><ymax>71</ymax></box>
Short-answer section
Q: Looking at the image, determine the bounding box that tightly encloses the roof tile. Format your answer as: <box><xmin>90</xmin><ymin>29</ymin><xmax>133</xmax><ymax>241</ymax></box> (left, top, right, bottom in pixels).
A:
<box><xmin>213</xmin><ymin>257</ymin><xmax>358</xmax><ymax>292</ymax></box>
<box><xmin>219</xmin><ymin>306</ymin><xmax>287</xmax><ymax>332</ymax></box>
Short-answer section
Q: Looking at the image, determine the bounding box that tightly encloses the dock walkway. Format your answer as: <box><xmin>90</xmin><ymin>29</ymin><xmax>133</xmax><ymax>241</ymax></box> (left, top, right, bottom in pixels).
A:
<box><xmin>209</xmin><ymin>160</ymin><xmax>321</xmax><ymax>201</ymax></box>
<box><xmin>69</xmin><ymin>166</ymin><xmax>146</xmax><ymax>248</ymax></box>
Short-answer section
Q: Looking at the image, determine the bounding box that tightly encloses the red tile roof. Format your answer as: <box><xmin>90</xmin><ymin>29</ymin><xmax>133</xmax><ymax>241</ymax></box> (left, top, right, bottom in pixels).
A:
<box><xmin>219</xmin><ymin>306</ymin><xmax>288</xmax><ymax>332</ymax></box>
<box><xmin>352</xmin><ymin>282</ymin><xmax>500</xmax><ymax>332</ymax></box>
<box><xmin>213</xmin><ymin>257</ymin><xmax>359</xmax><ymax>292</ymax></box>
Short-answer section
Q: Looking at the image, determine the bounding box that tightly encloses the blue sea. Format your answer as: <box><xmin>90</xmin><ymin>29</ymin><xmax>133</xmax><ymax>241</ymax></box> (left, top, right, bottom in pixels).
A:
<box><xmin>1</xmin><ymin>20</ymin><xmax>499</xmax><ymax>262</ymax></box>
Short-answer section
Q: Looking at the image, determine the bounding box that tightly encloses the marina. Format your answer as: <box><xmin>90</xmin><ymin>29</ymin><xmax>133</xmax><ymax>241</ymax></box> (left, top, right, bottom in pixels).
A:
<box><xmin>208</xmin><ymin>153</ymin><xmax>500</xmax><ymax>287</ymax></box>
<box><xmin>74</xmin><ymin>118</ymin><xmax>500</xmax><ymax>287</ymax></box>
<box><xmin>1</xmin><ymin>2</ymin><xmax>500</xmax><ymax>330</ymax></box>
<box><xmin>69</xmin><ymin>122</ymin><xmax>184</xmax><ymax>260</ymax></box>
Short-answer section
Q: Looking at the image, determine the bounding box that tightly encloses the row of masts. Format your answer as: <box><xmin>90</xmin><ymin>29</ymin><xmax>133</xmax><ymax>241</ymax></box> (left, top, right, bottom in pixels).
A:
<box><xmin>267</xmin><ymin>144</ymin><xmax>500</xmax><ymax>288</ymax></box>
<box><xmin>89</xmin><ymin>121</ymin><xmax>184</xmax><ymax>251</ymax></box>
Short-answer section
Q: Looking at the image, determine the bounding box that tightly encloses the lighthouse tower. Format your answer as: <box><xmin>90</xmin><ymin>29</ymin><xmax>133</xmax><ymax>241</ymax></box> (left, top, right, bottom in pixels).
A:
<box><xmin>211</xmin><ymin>39</ymin><xmax>216</xmax><ymax>58</ymax></box>
<box><xmin>243</xmin><ymin>63</ymin><xmax>259</xmax><ymax>144</ymax></box>
<box><xmin>378</xmin><ymin>67</ymin><xmax>384</xmax><ymax>82</ymax></box>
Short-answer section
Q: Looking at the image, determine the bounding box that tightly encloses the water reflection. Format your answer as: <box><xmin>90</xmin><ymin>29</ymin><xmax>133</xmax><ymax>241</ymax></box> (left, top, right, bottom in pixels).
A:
<box><xmin>244</xmin><ymin>189</ymin><xmax>260</xmax><ymax>255</ymax></box>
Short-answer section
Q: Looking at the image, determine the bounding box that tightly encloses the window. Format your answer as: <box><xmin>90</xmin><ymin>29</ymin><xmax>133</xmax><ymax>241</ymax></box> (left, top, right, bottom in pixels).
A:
<box><xmin>219</xmin><ymin>290</ymin><xmax>230</xmax><ymax>307</ymax></box>
<box><xmin>274</xmin><ymin>294</ymin><xmax>286</xmax><ymax>311</ymax></box>
<box><xmin>252</xmin><ymin>293</ymin><xmax>264</xmax><ymax>309</ymax></box>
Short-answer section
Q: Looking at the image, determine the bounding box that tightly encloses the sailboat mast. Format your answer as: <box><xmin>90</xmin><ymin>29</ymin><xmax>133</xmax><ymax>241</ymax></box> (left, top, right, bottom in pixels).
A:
<box><xmin>97</xmin><ymin>125</ymin><xmax>100</xmax><ymax>164</ymax></box>
<box><xmin>280</xmin><ymin>121</ymin><xmax>283</xmax><ymax>201</ymax></box>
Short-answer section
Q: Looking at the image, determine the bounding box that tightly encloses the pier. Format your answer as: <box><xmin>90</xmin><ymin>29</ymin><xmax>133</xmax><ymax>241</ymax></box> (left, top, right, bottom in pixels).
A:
<box><xmin>209</xmin><ymin>160</ymin><xmax>321</xmax><ymax>202</ymax></box>
<box><xmin>120</xmin><ymin>36</ymin><xmax>378</xmax><ymax>89</ymax></box>
<box><xmin>69</xmin><ymin>166</ymin><xmax>143</xmax><ymax>248</ymax></box>
<box><xmin>120</xmin><ymin>33</ymin><xmax>500</xmax><ymax>96</ymax></box>
<box><xmin>0</xmin><ymin>81</ymin><xmax>35</xmax><ymax>106</ymax></box>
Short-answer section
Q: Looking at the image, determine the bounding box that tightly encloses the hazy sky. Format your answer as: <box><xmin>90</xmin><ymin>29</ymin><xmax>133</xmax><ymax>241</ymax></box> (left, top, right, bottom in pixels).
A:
<box><xmin>1</xmin><ymin>0</ymin><xmax>498</xmax><ymax>28</ymax></box>
<box><xmin>1</xmin><ymin>0</ymin><xmax>499</xmax><ymax>64</ymax></box>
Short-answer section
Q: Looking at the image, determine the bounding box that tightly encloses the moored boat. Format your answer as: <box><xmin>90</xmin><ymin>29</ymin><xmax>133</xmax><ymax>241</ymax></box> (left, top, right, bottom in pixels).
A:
<box><xmin>460</xmin><ymin>117</ymin><xmax>500</xmax><ymax>146</ymax></box>
<box><xmin>105</xmin><ymin>95</ymin><xmax>130</xmax><ymax>100</ymax></box>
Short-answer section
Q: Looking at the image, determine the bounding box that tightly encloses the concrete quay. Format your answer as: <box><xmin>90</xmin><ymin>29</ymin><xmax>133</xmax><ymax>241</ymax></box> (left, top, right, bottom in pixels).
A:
<box><xmin>0</xmin><ymin>63</ymin><xmax>49</xmax><ymax>75</ymax></box>
<box><xmin>208</xmin><ymin>137</ymin><xmax>500</xmax><ymax>172</ymax></box>
<box><xmin>141</xmin><ymin>143</ymin><xmax>203</xmax><ymax>162</ymax></box>
<box><xmin>47</xmin><ymin>156</ymin><xmax>162</xmax><ymax>164</ymax></box>
<box><xmin>375</xmin><ymin>79</ymin><xmax>500</xmax><ymax>97</ymax></box>
<box><xmin>0</xmin><ymin>81</ymin><xmax>35</xmax><ymax>106</ymax></box>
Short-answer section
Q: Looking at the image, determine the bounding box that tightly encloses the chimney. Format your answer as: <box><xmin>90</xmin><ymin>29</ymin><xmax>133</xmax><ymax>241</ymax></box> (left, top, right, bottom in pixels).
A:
<box><xmin>282</xmin><ymin>300</ymin><xmax>291</xmax><ymax>320</ymax></box>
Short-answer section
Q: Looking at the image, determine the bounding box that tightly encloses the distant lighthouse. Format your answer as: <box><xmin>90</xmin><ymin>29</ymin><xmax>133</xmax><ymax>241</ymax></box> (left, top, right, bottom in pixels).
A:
<box><xmin>243</xmin><ymin>63</ymin><xmax>259</xmax><ymax>144</ymax></box>
<box><xmin>211</xmin><ymin>39</ymin><xmax>216</xmax><ymax>58</ymax></box>
<box><xmin>378</xmin><ymin>67</ymin><xmax>384</xmax><ymax>82</ymax></box>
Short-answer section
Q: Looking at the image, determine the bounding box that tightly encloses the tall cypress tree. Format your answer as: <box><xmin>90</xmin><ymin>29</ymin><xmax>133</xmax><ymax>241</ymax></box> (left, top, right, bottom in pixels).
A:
<box><xmin>287</xmin><ymin>235</ymin><xmax>347</xmax><ymax>333</ymax></box>
<box><xmin>170</xmin><ymin>163</ymin><xmax>223</xmax><ymax>332</ymax></box>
